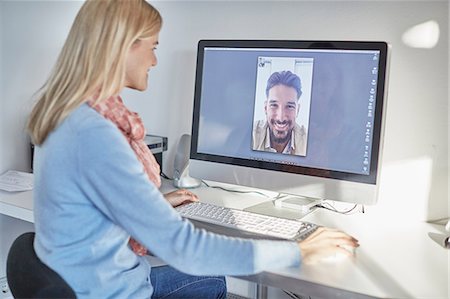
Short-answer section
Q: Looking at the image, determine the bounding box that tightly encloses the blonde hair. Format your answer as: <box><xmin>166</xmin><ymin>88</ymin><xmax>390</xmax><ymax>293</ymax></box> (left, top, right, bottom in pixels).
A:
<box><xmin>27</xmin><ymin>0</ymin><xmax>162</xmax><ymax>145</ymax></box>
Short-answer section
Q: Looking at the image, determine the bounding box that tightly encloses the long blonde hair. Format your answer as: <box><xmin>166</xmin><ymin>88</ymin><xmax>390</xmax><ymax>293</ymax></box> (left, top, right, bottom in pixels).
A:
<box><xmin>27</xmin><ymin>0</ymin><xmax>162</xmax><ymax>145</ymax></box>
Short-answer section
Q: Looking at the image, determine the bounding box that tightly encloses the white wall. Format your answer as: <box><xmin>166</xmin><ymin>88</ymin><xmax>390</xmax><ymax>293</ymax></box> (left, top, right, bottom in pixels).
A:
<box><xmin>144</xmin><ymin>0</ymin><xmax>449</xmax><ymax>222</ymax></box>
<box><xmin>0</xmin><ymin>0</ymin><xmax>448</xmax><ymax>219</ymax></box>
<box><xmin>1</xmin><ymin>1</ymin><xmax>82</xmax><ymax>175</ymax></box>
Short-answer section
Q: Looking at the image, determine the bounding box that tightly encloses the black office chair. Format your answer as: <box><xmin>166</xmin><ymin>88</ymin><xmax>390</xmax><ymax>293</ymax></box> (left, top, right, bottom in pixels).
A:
<box><xmin>6</xmin><ymin>232</ymin><xmax>76</xmax><ymax>299</ymax></box>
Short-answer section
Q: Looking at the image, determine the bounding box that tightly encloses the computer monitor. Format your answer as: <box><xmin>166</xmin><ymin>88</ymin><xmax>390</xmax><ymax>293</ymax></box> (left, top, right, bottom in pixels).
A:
<box><xmin>189</xmin><ymin>40</ymin><xmax>389</xmax><ymax>206</ymax></box>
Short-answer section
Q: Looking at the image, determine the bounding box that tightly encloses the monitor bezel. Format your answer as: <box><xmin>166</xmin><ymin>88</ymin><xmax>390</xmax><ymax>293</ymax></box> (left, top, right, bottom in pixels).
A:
<box><xmin>190</xmin><ymin>40</ymin><xmax>388</xmax><ymax>185</ymax></box>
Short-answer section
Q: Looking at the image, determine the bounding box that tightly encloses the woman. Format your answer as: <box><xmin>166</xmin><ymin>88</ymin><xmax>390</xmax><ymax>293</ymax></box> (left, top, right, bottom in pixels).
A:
<box><xmin>28</xmin><ymin>1</ymin><xmax>359</xmax><ymax>298</ymax></box>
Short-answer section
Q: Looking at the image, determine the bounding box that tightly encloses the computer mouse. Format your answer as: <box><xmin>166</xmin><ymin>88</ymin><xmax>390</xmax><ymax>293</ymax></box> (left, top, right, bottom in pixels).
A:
<box><xmin>320</xmin><ymin>244</ymin><xmax>355</xmax><ymax>263</ymax></box>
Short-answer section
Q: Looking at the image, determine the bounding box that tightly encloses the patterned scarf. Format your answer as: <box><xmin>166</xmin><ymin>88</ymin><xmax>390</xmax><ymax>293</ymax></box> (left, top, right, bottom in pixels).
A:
<box><xmin>89</xmin><ymin>95</ymin><xmax>159</xmax><ymax>255</ymax></box>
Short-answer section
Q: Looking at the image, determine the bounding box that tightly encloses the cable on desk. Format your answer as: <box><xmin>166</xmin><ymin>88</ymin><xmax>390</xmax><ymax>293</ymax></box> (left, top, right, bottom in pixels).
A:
<box><xmin>314</xmin><ymin>201</ymin><xmax>363</xmax><ymax>215</ymax></box>
<box><xmin>160</xmin><ymin>175</ymin><xmax>274</xmax><ymax>200</ymax></box>
<box><xmin>160</xmin><ymin>172</ymin><xmax>173</xmax><ymax>180</ymax></box>
<box><xmin>201</xmin><ymin>180</ymin><xmax>276</xmax><ymax>198</ymax></box>
<box><xmin>283</xmin><ymin>290</ymin><xmax>311</xmax><ymax>299</ymax></box>
<box><xmin>174</xmin><ymin>178</ymin><xmax>364</xmax><ymax>215</ymax></box>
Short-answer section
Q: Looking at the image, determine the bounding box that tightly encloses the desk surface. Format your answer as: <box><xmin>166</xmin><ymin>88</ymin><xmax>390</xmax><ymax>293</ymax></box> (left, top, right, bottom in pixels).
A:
<box><xmin>163</xmin><ymin>182</ymin><xmax>449</xmax><ymax>299</ymax></box>
<box><xmin>0</xmin><ymin>190</ymin><xmax>34</xmax><ymax>223</ymax></box>
<box><xmin>1</xmin><ymin>182</ymin><xmax>448</xmax><ymax>299</ymax></box>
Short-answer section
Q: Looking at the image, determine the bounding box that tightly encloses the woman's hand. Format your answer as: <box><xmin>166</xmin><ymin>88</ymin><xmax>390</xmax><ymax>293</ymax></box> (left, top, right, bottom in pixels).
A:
<box><xmin>164</xmin><ymin>189</ymin><xmax>199</xmax><ymax>207</ymax></box>
<box><xmin>298</xmin><ymin>227</ymin><xmax>359</xmax><ymax>264</ymax></box>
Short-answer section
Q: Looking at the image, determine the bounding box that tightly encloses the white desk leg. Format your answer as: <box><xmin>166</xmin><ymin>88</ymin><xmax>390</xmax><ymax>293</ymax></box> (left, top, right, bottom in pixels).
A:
<box><xmin>256</xmin><ymin>284</ymin><xmax>268</xmax><ymax>299</ymax></box>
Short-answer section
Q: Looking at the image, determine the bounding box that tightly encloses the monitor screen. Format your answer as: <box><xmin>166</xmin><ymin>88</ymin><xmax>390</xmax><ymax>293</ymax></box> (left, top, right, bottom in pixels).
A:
<box><xmin>190</xmin><ymin>40</ymin><xmax>389</xmax><ymax>205</ymax></box>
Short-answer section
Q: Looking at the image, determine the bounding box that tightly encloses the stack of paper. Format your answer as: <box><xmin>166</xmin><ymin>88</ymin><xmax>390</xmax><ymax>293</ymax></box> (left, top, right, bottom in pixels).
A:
<box><xmin>0</xmin><ymin>170</ymin><xmax>34</xmax><ymax>192</ymax></box>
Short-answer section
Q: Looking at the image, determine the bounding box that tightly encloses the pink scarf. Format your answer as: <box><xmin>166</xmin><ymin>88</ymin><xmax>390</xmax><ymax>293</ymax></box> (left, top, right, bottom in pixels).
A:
<box><xmin>89</xmin><ymin>95</ymin><xmax>160</xmax><ymax>255</ymax></box>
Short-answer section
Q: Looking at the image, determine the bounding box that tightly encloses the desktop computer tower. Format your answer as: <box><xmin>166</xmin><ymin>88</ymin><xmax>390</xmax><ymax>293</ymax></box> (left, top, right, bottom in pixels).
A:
<box><xmin>144</xmin><ymin>134</ymin><xmax>168</xmax><ymax>172</ymax></box>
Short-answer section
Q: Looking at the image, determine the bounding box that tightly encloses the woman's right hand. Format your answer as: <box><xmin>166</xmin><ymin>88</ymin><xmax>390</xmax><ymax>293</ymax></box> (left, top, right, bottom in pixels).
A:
<box><xmin>164</xmin><ymin>189</ymin><xmax>199</xmax><ymax>207</ymax></box>
<box><xmin>298</xmin><ymin>227</ymin><xmax>359</xmax><ymax>264</ymax></box>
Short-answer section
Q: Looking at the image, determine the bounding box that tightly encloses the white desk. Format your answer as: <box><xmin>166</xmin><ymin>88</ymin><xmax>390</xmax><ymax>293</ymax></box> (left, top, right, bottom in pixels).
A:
<box><xmin>162</xmin><ymin>182</ymin><xmax>449</xmax><ymax>299</ymax></box>
<box><xmin>1</xmin><ymin>184</ymin><xmax>449</xmax><ymax>299</ymax></box>
<box><xmin>0</xmin><ymin>190</ymin><xmax>33</xmax><ymax>223</ymax></box>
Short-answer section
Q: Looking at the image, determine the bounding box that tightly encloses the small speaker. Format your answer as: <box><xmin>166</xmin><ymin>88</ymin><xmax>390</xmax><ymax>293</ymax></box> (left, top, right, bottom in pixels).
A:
<box><xmin>173</xmin><ymin>134</ymin><xmax>201</xmax><ymax>188</ymax></box>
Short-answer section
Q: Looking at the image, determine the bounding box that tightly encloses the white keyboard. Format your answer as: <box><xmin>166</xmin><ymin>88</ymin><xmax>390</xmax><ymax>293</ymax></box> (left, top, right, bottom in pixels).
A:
<box><xmin>176</xmin><ymin>201</ymin><xmax>318</xmax><ymax>240</ymax></box>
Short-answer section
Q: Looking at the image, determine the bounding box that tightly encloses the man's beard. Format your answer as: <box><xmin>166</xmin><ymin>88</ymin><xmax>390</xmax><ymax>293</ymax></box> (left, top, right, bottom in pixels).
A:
<box><xmin>269</xmin><ymin>120</ymin><xmax>293</xmax><ymax>145</ymax></box>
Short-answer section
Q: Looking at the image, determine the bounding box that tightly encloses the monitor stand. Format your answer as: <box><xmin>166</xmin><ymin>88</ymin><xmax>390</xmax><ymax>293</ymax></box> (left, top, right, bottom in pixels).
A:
<box><xmin>244</xmin><ymin>195</ymin><xmax>322</xmax><ymax>220</ymax></box>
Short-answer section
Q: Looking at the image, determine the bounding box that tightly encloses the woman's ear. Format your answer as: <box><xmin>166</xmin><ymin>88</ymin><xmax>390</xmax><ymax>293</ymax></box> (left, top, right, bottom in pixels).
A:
<box><xmin>131</xmin><ymin>39</ymin><xmax>142</xmax><ymax>49</ymax></box>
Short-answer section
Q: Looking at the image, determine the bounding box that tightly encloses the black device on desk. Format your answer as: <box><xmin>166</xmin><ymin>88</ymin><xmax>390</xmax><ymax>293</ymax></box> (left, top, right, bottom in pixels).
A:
<box><xmin>30</xmin><ymin>134</ymin><xmax>168</xmax><ymax>172</ymax></box>
<box><xmin>144</xmin><ymin>134</ymin><xmax>168</xmax><ymax>171</ymax></box>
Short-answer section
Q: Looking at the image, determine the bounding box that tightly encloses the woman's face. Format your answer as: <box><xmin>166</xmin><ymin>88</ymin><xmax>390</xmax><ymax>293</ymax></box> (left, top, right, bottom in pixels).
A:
<box><xmin>124</xmin><ymin>34</ymin><xmax>159</xmax><ymax>91</ymax></box>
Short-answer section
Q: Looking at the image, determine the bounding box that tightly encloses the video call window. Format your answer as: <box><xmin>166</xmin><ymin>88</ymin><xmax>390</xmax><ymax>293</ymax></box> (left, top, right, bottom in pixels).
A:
<box><xmin>252</xmin><ymin>57</ymin><xmax>313</xmax><ymax>157</ymax></box>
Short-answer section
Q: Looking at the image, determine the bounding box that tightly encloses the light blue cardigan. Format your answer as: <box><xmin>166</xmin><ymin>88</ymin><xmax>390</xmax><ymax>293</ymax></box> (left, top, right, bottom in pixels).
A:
<box><xmin>33</xmin><ymin>104</ymin><xmax>301</xmax><ymax>298</ymax></box>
